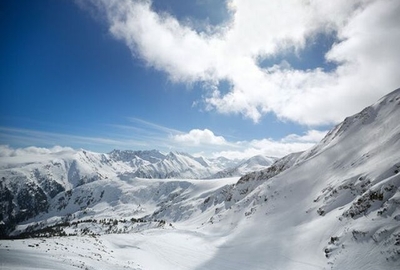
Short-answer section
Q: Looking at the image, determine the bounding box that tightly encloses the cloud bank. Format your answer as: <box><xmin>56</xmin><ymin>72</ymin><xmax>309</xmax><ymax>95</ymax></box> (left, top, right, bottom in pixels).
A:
<box><xmin>0</xmin><ymin>145</ymin><xmax>74</xmax><ymax>157</ymax></box>
<box><xmin>175</xmin><ymin>128</ymin><xmax>327</xmax><ymax>159</ymax></box>
<box><xmin>210</xmin><ymin>129</ymin><xmax>327</xmax><ymax>159</ymax></box>
<box><xmin>81</xmin><ymin>0</ymin><xmax>400</xmax><ymax>125</ymax></box>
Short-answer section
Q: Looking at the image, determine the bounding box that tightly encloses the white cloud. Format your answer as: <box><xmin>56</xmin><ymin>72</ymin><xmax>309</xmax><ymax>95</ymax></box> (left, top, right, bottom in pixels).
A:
<box><xmin>212</xmin><ymin>129</ymin><xmax>328</xmax><ymax>159</ymax></box>
<box><xmin>281</xmin><ymin>130</ymin><xmax>328</xmax><ymax>143</ymax></box>
<box><xmin>0</xmin><ymin>145</ymin><xmax>74</xmax><ymax>157</ymax></box>
<box><xmin>0</xmin><ymin>145</ymin><xmax>14</xmax><ymax>157</ymax></box>
<box><xmin>172</xmin><ymin>129</ymin><xmax>226</xmax><ymax>145</ymax></box>
<box><xmin>83</xmin><ymin>0</ymin><xmax>400</xmax><ymax>126</ymax></box>
<box><xmin>172</xmin><ymin>128</ymin><xmax>328</xmax><ymax>159</ymax></box>
<box><xmin>171</xmin><ymin>128</ymin><xmax>328</xmax><ymax>158</ymax></box>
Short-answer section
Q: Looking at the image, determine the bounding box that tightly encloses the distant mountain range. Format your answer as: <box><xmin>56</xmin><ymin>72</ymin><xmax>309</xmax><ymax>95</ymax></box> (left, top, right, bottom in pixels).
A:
<box><xmin>0</xmin><ymin>148</ymin><xmax>275</xmax><ymax>234</ymax></box>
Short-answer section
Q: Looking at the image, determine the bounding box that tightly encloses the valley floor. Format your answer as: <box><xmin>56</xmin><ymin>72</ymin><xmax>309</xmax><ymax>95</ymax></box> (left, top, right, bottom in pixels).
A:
<box><xmin>1</xmin><ymin>229</ymin><xmax>270</xmax><ymax>270</ymax></box>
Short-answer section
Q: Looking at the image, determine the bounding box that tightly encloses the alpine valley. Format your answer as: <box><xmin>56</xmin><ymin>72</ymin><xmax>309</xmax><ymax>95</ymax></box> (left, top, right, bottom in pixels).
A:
<box><xmin>1</xmin><ymin>89</ymin><xmax>400</xmax><ymax>270</ymax></box>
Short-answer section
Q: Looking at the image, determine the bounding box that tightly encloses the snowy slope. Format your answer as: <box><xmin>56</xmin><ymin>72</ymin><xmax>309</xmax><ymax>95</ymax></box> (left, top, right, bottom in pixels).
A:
<box><xmin>1</xmin><ymin>88</ymin><xmax>400</xmax><ymax>269</ymax></box>
<box><xmin>193</xmin><ymin>88</ymin><xmax>400</xmax><ymax>269</ymax></box>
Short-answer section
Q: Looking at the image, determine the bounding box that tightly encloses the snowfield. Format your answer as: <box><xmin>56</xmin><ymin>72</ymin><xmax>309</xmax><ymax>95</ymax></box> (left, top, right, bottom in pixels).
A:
<box><xmin>0</xmin><ymin>231</ymin><xmax>221</xmax><ymax>270</ymax></box>
<box><xmin>1</xmin><ymin>89</ymin><xmax>400</xmax><ymax>269</ymax></box>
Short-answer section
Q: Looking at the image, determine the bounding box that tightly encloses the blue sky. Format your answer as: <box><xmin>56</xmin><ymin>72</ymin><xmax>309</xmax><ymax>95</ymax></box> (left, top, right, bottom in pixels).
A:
<box><xmin>1</xmin><ymin>0</ymin><xmax>399</xmax><ymax>158</ymax></box>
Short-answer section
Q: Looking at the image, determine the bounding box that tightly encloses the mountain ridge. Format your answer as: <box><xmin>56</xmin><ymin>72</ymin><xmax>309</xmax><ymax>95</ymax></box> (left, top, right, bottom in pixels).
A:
<box><xmin>0</xmin><ymin>148</ymin><xmax>275</xmax><ymax>235</ymax></box>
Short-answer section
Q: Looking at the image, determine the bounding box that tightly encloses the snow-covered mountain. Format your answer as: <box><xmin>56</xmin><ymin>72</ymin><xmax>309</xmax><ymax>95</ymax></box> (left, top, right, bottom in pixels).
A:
<box><xmin>109</xmin><ymin>149</ymin><xmax>221</xmax><ymax>179</ymax></box>
<box><xmin>208</xmin><ymin>155</ymin><xmax>276</xmax><ymax>178</ymax></box>
<box><xmin>0</xmin><ymin>148</ymin><xmax>276</xmax><ymax>236</ymax></box>
<box><xmin>1</xmin><ymin>88</ymin><xmax>400</xmax><ymax>270</ymax></box>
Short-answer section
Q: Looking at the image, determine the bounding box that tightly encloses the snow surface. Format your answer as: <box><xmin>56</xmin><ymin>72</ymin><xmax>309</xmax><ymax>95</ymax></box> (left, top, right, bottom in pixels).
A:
<box><xmin>1</xmin><ymin>88</ymin><xmax>400</xmax><ymax>269</ymax></box>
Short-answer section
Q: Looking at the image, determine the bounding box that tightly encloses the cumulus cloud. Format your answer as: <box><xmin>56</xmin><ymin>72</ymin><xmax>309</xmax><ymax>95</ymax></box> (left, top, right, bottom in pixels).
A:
<box><xmin>172</xmin><ymin>129</ymin><xmax>227</xmax><ymax>145</ymax></box>
<box><xmin>81</xmin><ymin>0</ymin><xmax>400</xmax><ymax>125</ymax></box>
